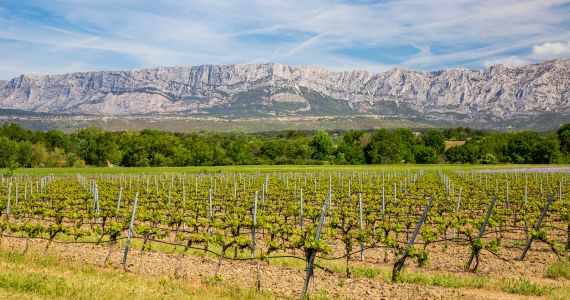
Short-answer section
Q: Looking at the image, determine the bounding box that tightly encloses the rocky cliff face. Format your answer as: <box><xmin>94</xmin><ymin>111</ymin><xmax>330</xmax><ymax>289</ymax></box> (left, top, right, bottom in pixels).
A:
<box><xmin>1</xmin><ymin>59</ymin><xmax>569</xmax><ymax>122</ymax></box>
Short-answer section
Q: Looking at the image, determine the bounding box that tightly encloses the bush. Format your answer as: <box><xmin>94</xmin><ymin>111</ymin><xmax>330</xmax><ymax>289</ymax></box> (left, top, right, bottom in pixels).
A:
<box><xmin>480</xmin><ymin>154</ymin><xmax>497</xmax><ymax>164</ymax></box>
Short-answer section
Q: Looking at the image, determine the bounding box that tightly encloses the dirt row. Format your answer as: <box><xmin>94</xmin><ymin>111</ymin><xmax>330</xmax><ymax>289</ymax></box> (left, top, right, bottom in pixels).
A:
<box><xmin>3</xmin><ymin>236</ymin><xmax>564</xmax><ymax>299</ymax></box>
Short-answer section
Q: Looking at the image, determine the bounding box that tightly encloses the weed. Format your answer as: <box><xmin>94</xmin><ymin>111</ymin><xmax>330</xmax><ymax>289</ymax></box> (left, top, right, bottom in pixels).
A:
<box><xmin>504</xmin><ymin>278</ymin><xmax>552</xmax><ymax>296</ymax></box>
<box><xmin>546</xmin><ymin>257</ymin><xmax>570</xmax><ymax>280</ymax></box>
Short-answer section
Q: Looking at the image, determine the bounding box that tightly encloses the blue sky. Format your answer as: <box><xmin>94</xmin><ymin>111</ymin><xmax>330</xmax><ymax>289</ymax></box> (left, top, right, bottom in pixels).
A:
<box><xmin>0</xmin><ymin>0</ymin><xmax>569</xmax><ymax>79</ymax></box>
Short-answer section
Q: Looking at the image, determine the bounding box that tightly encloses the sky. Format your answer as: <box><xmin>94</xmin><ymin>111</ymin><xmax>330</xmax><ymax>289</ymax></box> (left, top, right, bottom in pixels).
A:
<box><xmin>0</xmin><ymin>0</ymin><xmax>569</xmax><ymax>79</ymax></box>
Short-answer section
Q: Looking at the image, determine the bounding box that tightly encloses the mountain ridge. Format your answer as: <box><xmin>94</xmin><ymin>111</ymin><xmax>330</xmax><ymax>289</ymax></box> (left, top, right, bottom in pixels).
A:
<box><xmin>1</xmin><ymin>59</ymin><xmax>569</xmax><ymax>127</ymax></box>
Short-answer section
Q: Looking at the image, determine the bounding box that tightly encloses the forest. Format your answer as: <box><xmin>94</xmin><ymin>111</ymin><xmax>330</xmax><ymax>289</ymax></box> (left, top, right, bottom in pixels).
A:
<box><xmin>0</xmin><ymin>122</ymin><xmax>568</xmax><ymax>168</ymax></box>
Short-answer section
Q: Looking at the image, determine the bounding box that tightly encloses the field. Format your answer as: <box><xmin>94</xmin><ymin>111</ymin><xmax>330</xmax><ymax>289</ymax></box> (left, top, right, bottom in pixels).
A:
<box><xmin>0</xmin><ymin>114</ymin><xmax>437</xmax><ymax>133</ymax></box>
<box><xmin>4</xmin><ymin>164</ymin><xmax>570</xmax><ymax>176</ymax></box>
<box><xmin>0</xmin><ymin>165</ymin><xmax>569</xmax><ymax>299</ymax></box>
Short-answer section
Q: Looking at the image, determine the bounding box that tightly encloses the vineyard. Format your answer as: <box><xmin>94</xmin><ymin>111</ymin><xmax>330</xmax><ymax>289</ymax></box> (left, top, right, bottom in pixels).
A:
<box><xmin>1</xmin><ymin>168</ymin><xmax>569</xmax><ymax>299</ymax></box>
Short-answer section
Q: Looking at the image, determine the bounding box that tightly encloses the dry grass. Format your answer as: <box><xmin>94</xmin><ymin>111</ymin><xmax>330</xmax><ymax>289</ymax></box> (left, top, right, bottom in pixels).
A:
<box><xmin>444</xmin><ymin>140</ymin><xmax>466</xmax><ymax>150</ymax></box>
<box><xmin>0</xmin><ymin>246</ymin><xmax>275</xmax><ymax>300</ymax></box>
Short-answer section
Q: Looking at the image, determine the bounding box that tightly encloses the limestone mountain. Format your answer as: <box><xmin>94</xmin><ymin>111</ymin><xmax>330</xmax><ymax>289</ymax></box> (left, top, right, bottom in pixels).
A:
<box><xmin>1</xmin><ymin>59</ymin><xmax>569</xmax><ymax>126</ymax></box>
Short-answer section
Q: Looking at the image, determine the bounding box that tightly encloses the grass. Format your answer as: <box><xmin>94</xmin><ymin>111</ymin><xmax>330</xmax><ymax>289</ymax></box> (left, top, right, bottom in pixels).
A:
<box><xmin>396</xmin><ymin>271</ymin><xmax>569</xmax><ymax>298</ymax></box>
<box><xmin>351</xmin><ymin>266</ymin><xmax>387</xmax><ymax>279</ymax></box>
<box><xmin>550</xmin><ymin>286</ymin><xmax>570</xmax><ymax>300</ymax></box>
<box><xmin>503</xmin><ymin>278</ymin><xmax>553</xmax><ymax>296</ymax></box>
<box><xmin>3</xmin><ymin>163</ymin><xmax>569</xmax><ymax>176</ymax></box>
<box><xmin>2</xmin><ymin>235</ymin><xmax>569</xmax><ymax>299</ymax></box>
<box><xmin>267</xmin><ymin>254</ymin><xmax>567</xmax><ymax>298</ymax></box>
<box><xmin>0</xmin><ymin>246</ymin><xmax>275</xmax><ymax>300</ymax></box>
<box><xmin>546</xmin><ymin>257</ymin><xmax>570</xmax><ymax>280</ymax></box>
<box><xmin>395</xmin><ymin>271</ymin><xmax>490</xmax><ymax>289</ymax></box>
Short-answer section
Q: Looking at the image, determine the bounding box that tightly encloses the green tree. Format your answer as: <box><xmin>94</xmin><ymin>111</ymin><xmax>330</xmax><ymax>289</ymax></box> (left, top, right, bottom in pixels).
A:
<box><xmin>76</xmin><ymin>129</ymin><xmax>122</xmax><ymax>166</ymax></box>
<box><xmin>0</xmin><ymin>122</ymin><xmax>33</xmax><ymax>142</ymax></box>
<box><xmin>187</xmin><ymin>138</ymin><xmax>214</xmax><ymax>166</ymax></box>
<box><xmin>335</xmin><ymin>130</ymin><xmax>365</xmax><ymax>164</ymax></box>
<box><xmin>46</xmin><ymin>147</ymin><xmax>67</xmax><ymax>167</ymax></box>
<box><xmin>150</xmin><ymin>152</ymin><xmax>171</xmax><ymax>167</ymax></box>
<box><xmin>17</xmin><ymin>141</ymin><xmax>33</xmax><ymax>167</ymax></box>
<box><xmin>414</xmin><ymin>145</ymin><xmax>439</xmax><ymax>164</ymax></box>
<box><xmin>119</xmin><ymin>133</ymin><xmax>150</xmax><ymax>167</ymax></box>
<box><xmin>260</xmin><ymin>140</ymin><xmax>285</xmax><ymax>163</ymax></box>
<box><xmin>445</xmin><ymin>143</ymin><xmax>480</xmax><ymax>163</ymax></box>
<box><xmin>289</xmin><ymin>138</ymin><xmax>313</xmax><ymax>164</ymax></box>
<box><xmin>558</xmin><ymin>123</ymin><xmax>570</xmax><ymax>155</ymax></box>
<box><xmin>212</xmin><ymin>145</ymin><xmax>230</xmax><ymax>166</ymax></box>
<box><xmin>0</xmin><ymin>136</ymin><xmax>17</xmax><ymax>167</ymax></box>
<box><xmin>310</xmin><ymin>130</ymin><xmax>334</xmax><ymax>161</ymax></box>
<box><xmin>365</xmin><ymin>129</ymin><xmax>407</xmax><ymax>164</ymax></box>
<box><xmin>395</xmin><ymin>128</ymin><xmax>416</xmax><ymax>149</ymax></box>
<box><xmin>171</xmin><ymin>145</ymin><xmax>193</xmax><ymax>166</ymax></box>
<box><xmin>532</xmin><ymin>134</ymin><xmax>560</xmax><ymax>163</ymax></box>
<box><xmin>45</xmin><ymin>130</ymin><xmax>71</xmax><ymax>151</ymax></box>
<box><xmin>479</xmin><ymin>133</ymin><xmax>510</xmax><ymax>163</ymax></box>
<box><xmin>422</xmin><ymin>129</ymin><xmax>445</xmax><ymax>154</ymax></box>
<box><xmin>227</xmin><ymin>140</ymin><xmax>255</xmax><ymax>165</ymax></box>
<box><xmin>30</xmin><ymin>143</ymin><xmax>48</xmax><ymax>167</ymax></box>
<box><xmin>503</xmin><ymin>132</ymin><xmax>539</xmax><ymax>164</ymax></box>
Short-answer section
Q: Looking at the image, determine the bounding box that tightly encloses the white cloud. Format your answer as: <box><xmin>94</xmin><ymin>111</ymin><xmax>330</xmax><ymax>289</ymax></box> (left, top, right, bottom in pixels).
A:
<box><xmin>483</xmin><ymin>56</ymin><xmax>531</xmax><ymax>68</ymax></box>
<box><xmin>531</xmin><ymin>41</ymin><xmax>570</xmax><ymax>59</ymax></box>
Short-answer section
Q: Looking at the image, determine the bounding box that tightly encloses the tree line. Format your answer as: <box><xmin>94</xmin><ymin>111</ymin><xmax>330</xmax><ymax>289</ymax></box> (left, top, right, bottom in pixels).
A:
<box><xmin>0</xmin><ymin>122</ymin><xmax>568</xmax><ymax>168</ymax></box>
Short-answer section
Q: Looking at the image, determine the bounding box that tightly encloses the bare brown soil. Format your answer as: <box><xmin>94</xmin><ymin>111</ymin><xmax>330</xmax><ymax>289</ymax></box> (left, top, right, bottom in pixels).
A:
<box><xmin>2</xmin><ymin>236</ymin><xmax>567</xmax><ymax>299</ymax></box>
<box><xmin>355</xmin><ymin>241</ymin><xmax>561</xmax><ymax>279</ymax></box>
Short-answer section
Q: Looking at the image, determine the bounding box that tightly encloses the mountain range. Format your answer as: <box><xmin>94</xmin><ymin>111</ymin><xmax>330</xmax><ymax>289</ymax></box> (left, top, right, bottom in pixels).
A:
<box><xmin>1</xmin><ymin>59</ymin><xmax>569</xmax><ymax>130</ymax></box>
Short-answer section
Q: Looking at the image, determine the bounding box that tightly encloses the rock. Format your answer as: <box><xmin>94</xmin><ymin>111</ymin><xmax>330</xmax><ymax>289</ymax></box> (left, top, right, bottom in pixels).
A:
<box><xmin>0</xmin><ymin>60</ymin><xmax>569</xmax><ymax>123</ymax></box>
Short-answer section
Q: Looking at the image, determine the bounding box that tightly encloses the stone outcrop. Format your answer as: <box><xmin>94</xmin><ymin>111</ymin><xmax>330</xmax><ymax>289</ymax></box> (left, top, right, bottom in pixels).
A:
<box><xmin>1</xmin><ymin>59</ymin><xmax>568</xmax><ymax>122</ymax></box>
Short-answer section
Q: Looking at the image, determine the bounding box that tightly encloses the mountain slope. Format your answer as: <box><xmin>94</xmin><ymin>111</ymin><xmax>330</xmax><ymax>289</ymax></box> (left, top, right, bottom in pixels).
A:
<box><xmin>1</xmin><ymin>60</ymin><xmax>569</xmax><ymax>125</ymax></box>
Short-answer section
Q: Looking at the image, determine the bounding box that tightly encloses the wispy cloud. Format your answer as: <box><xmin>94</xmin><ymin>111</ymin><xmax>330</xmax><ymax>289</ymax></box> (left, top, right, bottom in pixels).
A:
<box><xmin>0</xmin><ymin>0</ymin><xmax>569</xmax><ymax>78</ymax></box>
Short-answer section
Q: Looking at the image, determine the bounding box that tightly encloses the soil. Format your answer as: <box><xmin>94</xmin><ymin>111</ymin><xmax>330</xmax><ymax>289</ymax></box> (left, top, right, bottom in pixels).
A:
<box><xmin>2</xmin><ymin>236</ymin><xmax>567</xmax><ymax>299</ymax></box>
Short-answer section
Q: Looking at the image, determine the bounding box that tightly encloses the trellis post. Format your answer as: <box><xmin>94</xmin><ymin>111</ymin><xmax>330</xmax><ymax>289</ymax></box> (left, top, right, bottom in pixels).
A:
<box><xmin>520</xmin><ymin>193</ymin><xmax>556</xmax><ymax>260</ymax></box>
<box><xmin>122</xmin><ymin>192</ymin><xmax>139</xmax><ymax>271</ymax></box>
<box><xmin>301</xmin><ymin>192</ymin><xmax>330</xmax><ymax>298</ymax></box>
